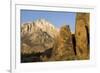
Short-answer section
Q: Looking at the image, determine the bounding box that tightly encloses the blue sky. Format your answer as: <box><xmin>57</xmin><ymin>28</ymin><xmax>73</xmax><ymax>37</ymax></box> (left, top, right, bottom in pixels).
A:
<box><xmin>20</xmin><ymin>10</ymin><xmax>76</xmax><ymax>32</ymax></box>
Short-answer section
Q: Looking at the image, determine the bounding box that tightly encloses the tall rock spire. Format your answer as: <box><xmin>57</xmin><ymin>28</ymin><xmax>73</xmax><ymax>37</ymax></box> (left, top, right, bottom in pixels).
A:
<box><xmin>75</xmin><ymin>13</ymin><xmax>90</xmax><ymax>59</ymax></box>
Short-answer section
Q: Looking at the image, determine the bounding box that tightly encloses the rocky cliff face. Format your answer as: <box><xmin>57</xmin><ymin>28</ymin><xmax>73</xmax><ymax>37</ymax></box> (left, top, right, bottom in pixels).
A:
<box><xmin>21</xmin><ymin>19</ymin><xmax>57</xmax><ymax>54</ymax></box>
<box><xmin>75</xmin><ymin>13</ymin><xmax>90</xmax><ymax>59</ymax></box>
<box><xmin>49</xmin><ymin>25</ymin><xmax>76</xmax><ymax>61</ymax></box>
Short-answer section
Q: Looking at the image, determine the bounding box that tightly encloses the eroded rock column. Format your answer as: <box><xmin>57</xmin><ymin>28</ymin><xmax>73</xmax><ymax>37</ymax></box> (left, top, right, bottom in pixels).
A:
<box><xmin>51</xmin><ymin>25</ymin><xmax>76</xmax><ymax>61</ymax></box>
<box><xmin>75</xmin><ymin>13</ymin><xmax>90</xmax><ymax>59</ymax></box>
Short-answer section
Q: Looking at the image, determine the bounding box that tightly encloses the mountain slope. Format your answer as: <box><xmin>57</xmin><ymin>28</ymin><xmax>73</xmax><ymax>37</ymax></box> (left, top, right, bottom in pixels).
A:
<box><xmin>21</xmin><ymin>19</ymin><xmax>58</xmax><ymax>54</ymax></box>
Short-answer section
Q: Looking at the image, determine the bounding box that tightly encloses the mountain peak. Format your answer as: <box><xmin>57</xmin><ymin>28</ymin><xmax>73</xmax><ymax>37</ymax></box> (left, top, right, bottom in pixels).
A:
<box><xmin>21</xmin><ymin>19</ymin><xmax>58</xmax><ymax>53</ymax></box>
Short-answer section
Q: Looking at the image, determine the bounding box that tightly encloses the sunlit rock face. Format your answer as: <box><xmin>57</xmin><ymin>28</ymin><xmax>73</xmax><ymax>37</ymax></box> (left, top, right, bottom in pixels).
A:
<box><xmin>50</xmin><ymin>25</ymin><xmax>76</xmax><ymax>61</ymax></box>
<box><xmin>21</xmin><ymin>19</ymin><xmax>57</xmax><ymax>54</ymax></box>
<box><xmin>75</xmin><ymin>13</ymin><xmax>90</xmax><ymax>59</ymax></box>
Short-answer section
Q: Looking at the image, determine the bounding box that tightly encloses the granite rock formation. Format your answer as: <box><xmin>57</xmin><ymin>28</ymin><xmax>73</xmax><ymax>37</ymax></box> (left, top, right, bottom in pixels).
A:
<box><xmin>21</xmin><ymin>19</ymin><xmax>57</xmax><ymax>54</ymax></box>
<box><xmin>75</xmin><ymin>13</ymin><xmax>90</xmax><ymax>59</ymax></box>
<box><xmin>50</xmin><ymin>25</ymin><xmax>76</xmax><ymax>61</ymax></box>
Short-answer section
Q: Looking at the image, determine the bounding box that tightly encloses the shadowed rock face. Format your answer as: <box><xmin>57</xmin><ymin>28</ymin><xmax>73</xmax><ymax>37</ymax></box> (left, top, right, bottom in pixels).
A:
<box><xmin>75</xmin><ymin>13</ymin><xmax>90</xmax><ymax>59</ymax></box>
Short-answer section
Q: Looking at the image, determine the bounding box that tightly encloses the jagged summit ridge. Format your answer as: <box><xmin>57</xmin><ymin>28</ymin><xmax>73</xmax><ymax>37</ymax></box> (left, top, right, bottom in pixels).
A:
<box><xmin>21</xmin><ymin>19</ymin><xmax>57</xmax><ymax>38</ymax></box>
